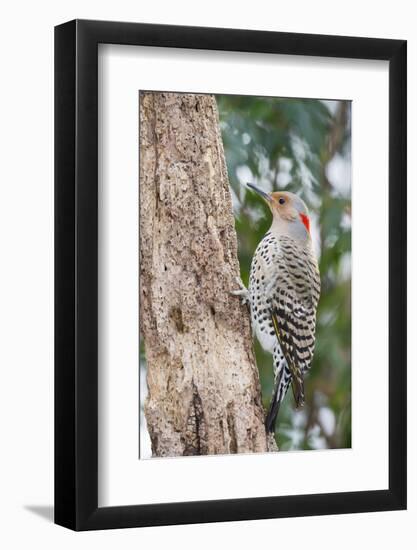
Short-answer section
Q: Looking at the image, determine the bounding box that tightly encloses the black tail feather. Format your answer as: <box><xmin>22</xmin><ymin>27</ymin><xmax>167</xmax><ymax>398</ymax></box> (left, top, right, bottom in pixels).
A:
<box><xmin>265</xmin><ymin>384</ymin><xmax>281</xmax><ymax>434</ymax></box>
<box><xmin>265</xmin><ymin>401</ymin><xmax>280</xmax><ymax>434</ymax></box>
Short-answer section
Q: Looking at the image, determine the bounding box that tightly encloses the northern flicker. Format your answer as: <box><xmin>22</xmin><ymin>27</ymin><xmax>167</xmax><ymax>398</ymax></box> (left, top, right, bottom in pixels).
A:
<box><xmin>232</xmin><ymin>184</ymin><xmax>320</xmax><ymax>434</ymax></box>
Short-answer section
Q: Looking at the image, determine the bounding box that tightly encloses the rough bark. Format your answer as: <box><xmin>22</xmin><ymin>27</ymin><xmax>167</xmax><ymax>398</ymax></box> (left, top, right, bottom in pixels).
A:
<box><xmin>139</xmin><ymin>92</ymin><xmax>274</xmax><ymax>457</ymax></box>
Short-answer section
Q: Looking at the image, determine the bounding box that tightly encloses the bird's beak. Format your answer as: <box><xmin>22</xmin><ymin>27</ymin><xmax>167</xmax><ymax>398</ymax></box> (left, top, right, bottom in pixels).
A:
<box><xmin>247</xmin><ymin>183</ymin><xmax>271</xmax><ymax>202</ymax></box>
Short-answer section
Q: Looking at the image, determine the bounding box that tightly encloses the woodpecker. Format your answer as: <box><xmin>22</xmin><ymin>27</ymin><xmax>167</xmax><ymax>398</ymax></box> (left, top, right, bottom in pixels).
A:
<box><xmin>232</xmin><ymin>184</ymin><xmax>320</xmax><ymax>434</ymax></box>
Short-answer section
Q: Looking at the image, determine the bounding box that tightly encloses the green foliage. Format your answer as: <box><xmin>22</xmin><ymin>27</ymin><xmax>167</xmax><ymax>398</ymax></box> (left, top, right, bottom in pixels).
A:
<box><xmin>217</xmin><ymin>94</ymin><xmax>352</xmax><ymax>450</ymax></box>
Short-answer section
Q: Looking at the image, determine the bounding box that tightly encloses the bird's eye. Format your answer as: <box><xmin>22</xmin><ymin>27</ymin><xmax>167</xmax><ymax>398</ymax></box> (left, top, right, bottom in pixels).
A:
<box><xmin>278</xmin><ymin>197</ymin><xmax>285</xmax><ymax>205</ymax></box>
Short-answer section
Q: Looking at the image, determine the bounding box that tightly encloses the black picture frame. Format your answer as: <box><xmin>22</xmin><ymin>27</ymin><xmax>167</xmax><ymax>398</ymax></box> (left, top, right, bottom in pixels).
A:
<box><xmin>55</xmin><ymin>19</ymin><xmax>407</xmax><ymax>531</ymax></box>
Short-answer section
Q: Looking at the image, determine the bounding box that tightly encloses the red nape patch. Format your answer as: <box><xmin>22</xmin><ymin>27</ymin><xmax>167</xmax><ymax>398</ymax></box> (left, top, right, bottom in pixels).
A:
<box><xmin>300</xmin><ymin>213</ymin><xmax>310</xmax><ymax>233</ymax></box>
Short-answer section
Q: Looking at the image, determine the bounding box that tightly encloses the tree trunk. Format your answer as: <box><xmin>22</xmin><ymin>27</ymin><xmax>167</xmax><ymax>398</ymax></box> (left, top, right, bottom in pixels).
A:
<box><xmin>139</xmin><ymin>92</ymin><xmax>274</xmax><ymax>457</ymax></box>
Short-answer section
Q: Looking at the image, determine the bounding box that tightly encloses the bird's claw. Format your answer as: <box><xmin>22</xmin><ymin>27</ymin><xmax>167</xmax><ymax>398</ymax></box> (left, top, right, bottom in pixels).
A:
<box><xmin>230</xmin><ymin>277</ymin><xmax>250</xmax><ymax>306</ymax></box>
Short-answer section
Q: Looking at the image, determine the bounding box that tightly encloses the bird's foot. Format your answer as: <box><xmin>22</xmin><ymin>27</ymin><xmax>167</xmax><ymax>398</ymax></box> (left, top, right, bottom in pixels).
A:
<box><xmin>230</xmin><ymin>277</ymin><xmax>250</xmax><ymax>306</ymax></box>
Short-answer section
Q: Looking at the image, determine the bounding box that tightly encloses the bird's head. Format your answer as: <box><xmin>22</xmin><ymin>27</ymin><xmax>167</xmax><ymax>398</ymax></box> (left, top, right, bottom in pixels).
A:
<box><xmin>247</xmin><ymin>183</ymin><xmax>311</xmax><ymax>242</ymax></box>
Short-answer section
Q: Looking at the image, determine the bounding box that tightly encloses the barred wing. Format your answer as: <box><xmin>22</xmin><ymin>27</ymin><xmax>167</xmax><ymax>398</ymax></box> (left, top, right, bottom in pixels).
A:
<box><xmin>270</xmin><ymin>296</ymin><xmax>317</xmax><ymax>408</ymax></box>
<box><xmin>269</xmin><ymin>239</ymin><xmax>320</xmax><ymax>408</ymax></box>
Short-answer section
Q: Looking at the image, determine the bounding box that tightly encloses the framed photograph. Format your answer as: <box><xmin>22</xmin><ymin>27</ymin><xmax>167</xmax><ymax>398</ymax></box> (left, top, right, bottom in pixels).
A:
<box><xmin>55</xmin><ymin>19</ymin><xmax>406</xmax><ymax>530</ymax></box>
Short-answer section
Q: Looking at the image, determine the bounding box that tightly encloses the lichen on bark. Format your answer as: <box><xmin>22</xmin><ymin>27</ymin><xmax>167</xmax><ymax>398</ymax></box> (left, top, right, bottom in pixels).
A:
<box><xmin>139</xmin><ymin>92</ymin><xmax>275</xmax><ymax>457</ymax></box>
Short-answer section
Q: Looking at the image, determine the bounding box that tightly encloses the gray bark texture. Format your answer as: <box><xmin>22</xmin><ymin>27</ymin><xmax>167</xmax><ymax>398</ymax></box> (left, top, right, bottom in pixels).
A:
<box><xmin>139</xmin><ymin>92</ymin><xmax>275</xmax><ymax>457</ymax></box>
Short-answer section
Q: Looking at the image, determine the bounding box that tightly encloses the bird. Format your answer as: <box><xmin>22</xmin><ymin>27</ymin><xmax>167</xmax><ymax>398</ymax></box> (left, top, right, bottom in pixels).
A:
<box><xmin>232</xmin><ymin>183</ymin><xmax>321</xmax><ymax>435</ymax></box>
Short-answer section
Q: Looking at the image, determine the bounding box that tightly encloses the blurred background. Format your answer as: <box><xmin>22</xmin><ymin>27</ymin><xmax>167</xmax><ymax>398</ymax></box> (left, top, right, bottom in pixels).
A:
<box><xmin>216</xmin><ymin>94</ymin><xmax>352</xmax><ymax>451</ymax></box>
